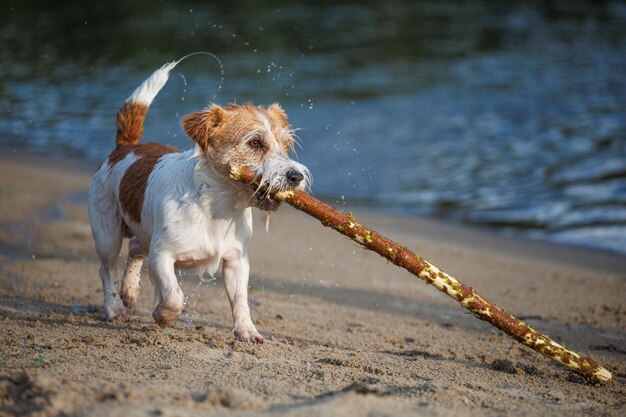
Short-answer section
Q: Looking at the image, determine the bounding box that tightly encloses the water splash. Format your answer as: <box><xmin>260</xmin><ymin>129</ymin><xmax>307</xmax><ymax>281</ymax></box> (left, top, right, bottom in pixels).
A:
<box><xmin>174</xmin><ymin>51</ymin><xmax>225</xmax><ymax>101</ymax></box>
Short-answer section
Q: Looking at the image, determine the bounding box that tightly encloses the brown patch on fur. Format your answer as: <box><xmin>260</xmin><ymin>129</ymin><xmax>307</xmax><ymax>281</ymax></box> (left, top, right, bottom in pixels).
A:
<box><xmin>181</xmin><ymin>105</ymin><xmax>225</xmax><ymax>151</ymax></box>
<box><xmin>223</xmin><ymin>104</ymin><xmax>292</xmax><ymax>149</ymax></box>
<box><xmin>121</xmin><ymin>219</ymin><xmax>134</xmax><ymax>238</ymax></box>
<box><xmin>267</xmin><ymin>103</ymin><xmax>289</xmax><ymax>129</ymax></box>
<box><xmin>107</xmin><ymin>144</ymin><xmax>135</xmax><ymax>165</ymax></box>
<box><xmin>181</xmin><ymin>103</ymin><xmax>294</xmax><ymax>177</ymax></box>
<box><xmin>118</xmin><ymin>143</ymin><xmax>179</xmax><ymax>224</ymax></box>
<box><xmin>116</xmin><ymin>102</ymin><xmax>149</xmax><ymax>146</ymax></box>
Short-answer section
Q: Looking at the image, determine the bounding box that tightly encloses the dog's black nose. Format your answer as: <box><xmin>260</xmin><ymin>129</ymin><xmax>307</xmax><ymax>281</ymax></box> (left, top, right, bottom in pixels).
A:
<box><xmin>286</xmin><ymin>169</ymin><xmax>304</xmax><ymax>186</ymax></box>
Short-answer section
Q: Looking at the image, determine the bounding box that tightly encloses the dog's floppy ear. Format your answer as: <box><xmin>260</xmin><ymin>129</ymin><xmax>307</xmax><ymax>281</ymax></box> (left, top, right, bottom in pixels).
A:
<box><xmin>181</xmin><ymin>104</ymin><xmax>225</xmax><ymax>150</ymax></box>
<box><xmin>267</xmin><ymin>103</ymin><xmax>289</xmax><ymax>127</ymax></box>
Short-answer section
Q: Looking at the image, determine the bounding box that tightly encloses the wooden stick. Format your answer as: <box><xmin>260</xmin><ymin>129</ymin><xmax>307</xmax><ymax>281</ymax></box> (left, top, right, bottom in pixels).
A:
<box><xmin>230</xmin><ymin>166</ymin><xmax>612</xmax><ymax>383</ymax></box>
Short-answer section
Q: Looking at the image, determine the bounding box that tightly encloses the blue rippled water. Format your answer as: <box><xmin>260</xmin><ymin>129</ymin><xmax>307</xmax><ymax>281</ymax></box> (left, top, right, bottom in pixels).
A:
<box><xmin>1</xmin><ymin>1</ymin><xmax>625</xmax><ymax>254</ymax></box>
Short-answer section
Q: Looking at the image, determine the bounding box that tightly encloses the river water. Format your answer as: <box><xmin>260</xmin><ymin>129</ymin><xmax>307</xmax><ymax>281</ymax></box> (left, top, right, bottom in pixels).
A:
<box><xmin>1</xmin><ymin>1</ymin><xmax>625</xmax><ymax>254</ymax></box>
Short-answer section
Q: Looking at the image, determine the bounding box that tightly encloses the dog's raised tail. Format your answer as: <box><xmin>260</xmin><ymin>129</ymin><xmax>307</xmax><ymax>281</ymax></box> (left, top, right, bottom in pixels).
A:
<box><xmin>115</xmin><ymin>61</ymin><xmax>178</xmax><ymax>146</ymax></box>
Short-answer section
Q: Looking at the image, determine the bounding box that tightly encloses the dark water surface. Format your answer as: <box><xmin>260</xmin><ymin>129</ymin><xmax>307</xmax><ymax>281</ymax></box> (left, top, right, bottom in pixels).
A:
<box><xmin>1</xmin><ymin>1</ymin><xmax>625</xmax><ymax>254</ymax></box>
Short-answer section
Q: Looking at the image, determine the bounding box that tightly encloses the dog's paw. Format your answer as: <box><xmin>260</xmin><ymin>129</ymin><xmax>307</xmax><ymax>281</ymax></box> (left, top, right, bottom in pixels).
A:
<box><xmin>233</xmin><ymin>323</ymin><xmax>265</xmax><ymax>344</ymax></box>
<box><xmin>120</xmin><ymin>285</ymin><xmax>139</xmax><ymax>309</ymax></box>
<box><xmin>104</xmin><ymin>299</ymin><xmax>128</xmax><ymax>322</ymax></box>
<box><xmin>152</xmin><ymin>304</ymin><xmax>182</xmax><ymax>328</ymax></box>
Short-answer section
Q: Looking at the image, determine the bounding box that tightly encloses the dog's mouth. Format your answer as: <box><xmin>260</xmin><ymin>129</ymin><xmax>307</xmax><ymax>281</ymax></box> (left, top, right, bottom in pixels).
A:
<box><xmin>254</xmin><ymin>192</ymin><xmax>282</xmax><ymax>212</ymax></box>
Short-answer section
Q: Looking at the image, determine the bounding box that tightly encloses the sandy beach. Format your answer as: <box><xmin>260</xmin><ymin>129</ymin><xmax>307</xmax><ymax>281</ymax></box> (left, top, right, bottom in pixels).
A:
<box><xmin>0</xmin><ymin>150</ymin><xmax>625</xmax><ymax>417</ymax></box>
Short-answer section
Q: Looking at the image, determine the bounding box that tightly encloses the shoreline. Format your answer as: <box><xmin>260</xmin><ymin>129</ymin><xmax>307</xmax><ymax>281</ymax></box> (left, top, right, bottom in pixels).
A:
<box><xmin>2</xmin><ymin>146</ymin><xmax>624</xmax><ymax>268</ymax></box>
<box><xmin>0</xmin><ymin>149</ymin><xmax>625</xmax><ymax>416</ymax></box>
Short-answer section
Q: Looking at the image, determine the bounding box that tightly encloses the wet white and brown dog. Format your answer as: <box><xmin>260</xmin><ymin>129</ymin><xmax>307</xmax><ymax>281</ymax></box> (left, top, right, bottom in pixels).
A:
<box><xmin>88</xmin><ymin>59</ymin><xmax>310</xmax><ymax>343</ymax></box>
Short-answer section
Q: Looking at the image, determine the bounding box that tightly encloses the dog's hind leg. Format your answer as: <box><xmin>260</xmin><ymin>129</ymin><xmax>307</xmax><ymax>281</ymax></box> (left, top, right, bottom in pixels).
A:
<box><xmin>88</xmin><ymin>183</ymin><xmax>127</xmax><ymax>321</ymax></box>
<box><xmin>149</xmin><ymin>252</ymin><xmax>184</xmax><ymax>328</ymax></box>
<box><xmin>120</xmin><ymin>237</ymin><xmax>146</xmax><ymax>309</ymax></box>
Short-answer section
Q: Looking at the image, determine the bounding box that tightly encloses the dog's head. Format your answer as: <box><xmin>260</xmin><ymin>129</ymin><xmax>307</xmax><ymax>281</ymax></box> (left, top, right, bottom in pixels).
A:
<box><xmin>182</xmin><ymin>103</ymin><xmax>310</xmax><ymax>211</ymax></box>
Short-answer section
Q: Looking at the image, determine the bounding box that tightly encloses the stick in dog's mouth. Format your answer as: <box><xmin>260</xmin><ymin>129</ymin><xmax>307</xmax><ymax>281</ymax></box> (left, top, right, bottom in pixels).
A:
<box><xmin>238</xmin><ymin>164</ymin><xmax>302</xmax><ymax>232</ymax></box>
<box><xmin>229</xmin><ymin>164</ymin><xmax>612</xmax><ymax>384</ymax></box>
<box><xmin>233</xmin><ymin>164</ymin><xmax>297</xmax><ymax>199</ymax></box>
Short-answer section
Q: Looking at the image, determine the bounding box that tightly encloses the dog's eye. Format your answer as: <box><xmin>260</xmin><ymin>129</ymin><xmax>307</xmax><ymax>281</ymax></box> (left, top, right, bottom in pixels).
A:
<box><xmin>248</xmin><ymin>138</ymin><xmax>263</xmax><ymax>150</ymax></box>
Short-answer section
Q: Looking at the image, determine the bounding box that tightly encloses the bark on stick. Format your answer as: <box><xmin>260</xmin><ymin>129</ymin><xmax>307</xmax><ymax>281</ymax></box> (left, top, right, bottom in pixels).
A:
<box><xmin>230</xmin><ymin>166</ymin><xmax>612</xmax><ymax>383</ymax></box>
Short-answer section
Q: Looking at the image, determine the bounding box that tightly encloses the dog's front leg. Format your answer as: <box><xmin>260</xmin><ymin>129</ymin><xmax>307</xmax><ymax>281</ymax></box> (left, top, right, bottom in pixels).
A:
<box><xmin>222</xmin><ymin>254</ymin><xmax>264</xmax><ymax>344</ymax></box>
<box><xmin>149</xmin><ymin>252</ymin><xmax>185</xmax><ymax>328</ymax></box>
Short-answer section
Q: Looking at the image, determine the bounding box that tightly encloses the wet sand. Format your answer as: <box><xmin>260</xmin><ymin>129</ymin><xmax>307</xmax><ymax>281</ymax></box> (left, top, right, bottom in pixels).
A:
<box><xmin>0</xmin><ymin>150</ymin><xmax>625</xmax><ymax>416</ymax></box>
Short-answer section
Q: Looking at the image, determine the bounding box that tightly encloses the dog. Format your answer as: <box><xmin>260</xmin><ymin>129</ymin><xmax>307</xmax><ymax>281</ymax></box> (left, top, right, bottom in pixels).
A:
<box><xmin>88</xmin><ymin>59</ymin><xmax>310</xmax><ymax>343</ymax></box>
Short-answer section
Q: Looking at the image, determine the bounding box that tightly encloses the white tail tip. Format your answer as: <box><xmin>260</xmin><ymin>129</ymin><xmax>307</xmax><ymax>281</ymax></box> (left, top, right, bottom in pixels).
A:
<box><xmin>126</xmin><ymin>61</ymin><xmax>178</xmax><ymax>105</ymax></box>
<box><xmin>125</xmin><ymin>52</ymin><xmax>222</xmax><ymax>106</ymax></box>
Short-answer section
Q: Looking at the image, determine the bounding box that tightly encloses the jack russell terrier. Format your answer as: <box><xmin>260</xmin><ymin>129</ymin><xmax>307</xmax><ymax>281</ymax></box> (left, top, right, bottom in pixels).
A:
<box><xmin>88</xmin><ymin>58</ymin><xmax>310</xmax><ymax>343</ymax></box>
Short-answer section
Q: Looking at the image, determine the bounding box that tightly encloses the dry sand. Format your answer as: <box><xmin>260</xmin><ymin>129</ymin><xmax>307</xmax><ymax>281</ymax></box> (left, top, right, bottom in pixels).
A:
<box><xmin>0</xmin><ymin>150</ymin><xmax>625</xmax><ymax>416</ymax></box>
